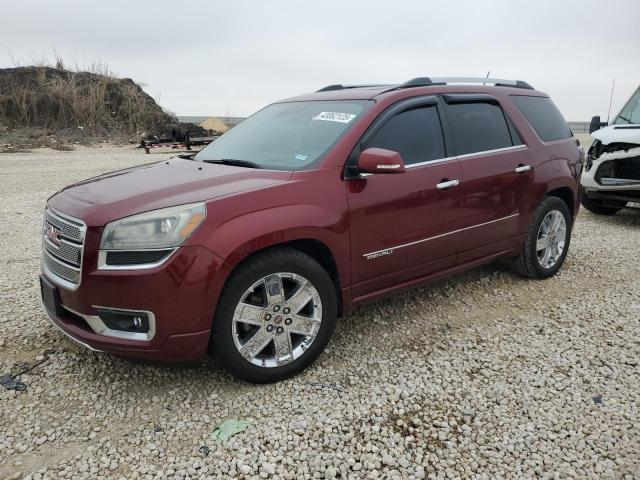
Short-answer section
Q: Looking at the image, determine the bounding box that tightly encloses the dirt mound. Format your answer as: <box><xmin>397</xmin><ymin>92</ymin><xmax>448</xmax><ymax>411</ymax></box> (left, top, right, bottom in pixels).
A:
<box><xmin>0</xmin><ymin>66</ymin><xmax>175</xmax><ymax>136</ymax></box>
<box><xmin>199</xmin><ymin>117</ymin><xmax>229</xmax><ymax>134</ymax></box>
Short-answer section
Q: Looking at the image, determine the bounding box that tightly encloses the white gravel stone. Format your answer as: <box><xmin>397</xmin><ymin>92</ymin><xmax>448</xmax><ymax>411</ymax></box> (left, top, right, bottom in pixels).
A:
<box><xmin>0</xmin><ymin>145</ymin><xmax>639</xmax><ymax>479</ymax></box>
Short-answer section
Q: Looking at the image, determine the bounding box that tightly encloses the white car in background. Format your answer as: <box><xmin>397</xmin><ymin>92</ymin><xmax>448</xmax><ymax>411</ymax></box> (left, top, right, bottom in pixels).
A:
<box><xmin>581</xmin><ymin>86</ymin><xmax>640</xmax><ymax>214</ymax></box>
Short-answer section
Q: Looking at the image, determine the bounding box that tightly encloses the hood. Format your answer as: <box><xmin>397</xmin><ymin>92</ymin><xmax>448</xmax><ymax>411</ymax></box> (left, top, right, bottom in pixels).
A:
<box><xmin>592</xmin><ymin>124</ymin><xmax>640</xmax><ymax>145</ymax></box>
<box><xmin>48</xmin><ymin>157</ymin><xmax>293</xmax><ymax>226</ymax></box>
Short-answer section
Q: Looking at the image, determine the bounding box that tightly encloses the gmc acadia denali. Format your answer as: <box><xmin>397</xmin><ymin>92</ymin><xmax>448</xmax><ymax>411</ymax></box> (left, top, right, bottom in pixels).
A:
<box><xmin>40</xmin><ymin>77</ymin><xmax>583</xmax><ymax>382</ymax></box>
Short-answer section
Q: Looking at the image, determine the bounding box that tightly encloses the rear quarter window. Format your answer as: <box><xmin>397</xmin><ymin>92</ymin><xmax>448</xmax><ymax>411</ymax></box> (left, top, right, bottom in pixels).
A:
<box><xmin>511</xmin><ymin>95</ymin><xmax>572</xmax><ymax>142</ymax></box>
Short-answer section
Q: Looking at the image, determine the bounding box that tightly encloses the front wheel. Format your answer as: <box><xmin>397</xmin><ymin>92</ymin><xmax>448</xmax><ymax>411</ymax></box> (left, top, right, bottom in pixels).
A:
<box><xmin>510</xmin><ymin>197</ymin><xmax>572</xmax><ymax>279</ymax></box>
<box><xmin>210</xmin><ymin>248</ymin><xmax>338</xmax><ymax>383</ymax></box>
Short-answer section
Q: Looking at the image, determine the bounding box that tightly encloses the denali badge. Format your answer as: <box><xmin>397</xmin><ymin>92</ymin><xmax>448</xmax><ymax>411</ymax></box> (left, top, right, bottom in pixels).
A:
<box><xmin>364</xmin><ymin>249</ymin><xmax>393</xmax><ymax>260</ymax></box>
<box><xmin>45</xmin><ymin>224</ymin><xmax>62</xmax><ymax>246</ymax></box>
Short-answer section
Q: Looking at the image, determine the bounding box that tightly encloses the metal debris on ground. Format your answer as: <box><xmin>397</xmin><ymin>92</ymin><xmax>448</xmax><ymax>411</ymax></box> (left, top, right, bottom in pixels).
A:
<box><xmin>0</xmin><ymin>350</ymin><xmax>54</xmax><ymax>392</ymax></box>
<box><xmin>0</xmin><ymin>373</ymin><xmax>27</xmax><ymax>391</ymax></box>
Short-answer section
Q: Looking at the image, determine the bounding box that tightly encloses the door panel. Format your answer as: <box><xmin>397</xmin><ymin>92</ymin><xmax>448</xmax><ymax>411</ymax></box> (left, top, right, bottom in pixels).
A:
<box><xmin>441</xmin><ymin>97</ymin><xmax>535</xmax><ymax>257</ymax></box>
<box><xmin>456</xmin><ymin>146</ymin><xmax>534</xmax><ymax>252</ymax></box>
<box><xmin>347</xmin><ymin>160</ymin><xmax>465</xmax><ymax>297</ymax></box>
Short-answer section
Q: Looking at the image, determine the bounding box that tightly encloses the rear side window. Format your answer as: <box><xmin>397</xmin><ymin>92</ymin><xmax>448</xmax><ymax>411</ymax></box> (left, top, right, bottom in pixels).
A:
<box><xmin>511</xmin><ymin>95</ymin><xmax>572</xmax><ymax>142</ymax></box>
<box><xmin>445</xmin><ymin>102</ymin><xmax>513</xmax><ymax>155</ymax></box>
<box><xmin>366</xmin><ymin>106</ymin><xmax>445</xmax><ymax>165</ymax></box>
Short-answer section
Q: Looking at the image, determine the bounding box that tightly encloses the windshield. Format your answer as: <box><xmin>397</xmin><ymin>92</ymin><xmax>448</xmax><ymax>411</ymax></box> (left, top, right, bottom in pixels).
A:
<box><xmin>614</xmin><ymin>86</ymin><xmax>640</xmax><ymax>125</ymax></box>
<box><xmin>194</xmin><ymin>100</ymin><xmax>371</xmax><ymax>170</ymax></box>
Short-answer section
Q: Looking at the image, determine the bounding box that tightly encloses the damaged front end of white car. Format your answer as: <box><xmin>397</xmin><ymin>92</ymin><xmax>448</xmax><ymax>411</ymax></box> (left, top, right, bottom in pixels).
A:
<box><xmin>581</xmin><ymin>86</ymin><xmax>640</xmax><ymax>215</ymax></box>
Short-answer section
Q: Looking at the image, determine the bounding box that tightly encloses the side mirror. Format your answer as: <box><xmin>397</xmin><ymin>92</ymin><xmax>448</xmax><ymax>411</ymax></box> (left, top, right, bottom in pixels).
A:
<box><xmin>589</xmin><ymin>115</ymin><xmax>607</xmax><ymax>134</ymax></box>
<box><xmin>357</xmin><ymin>148</ymin><xmax>405</xmax><ymax>174</ymax></box>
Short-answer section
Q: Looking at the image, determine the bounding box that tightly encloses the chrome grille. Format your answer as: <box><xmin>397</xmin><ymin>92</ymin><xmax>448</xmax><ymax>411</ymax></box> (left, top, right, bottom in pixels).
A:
<box><xmin>44</xmin><ymin>237</ymin><xmax>81</xmax><ymax>265</ymax></box>
<box><xmin>43</xmin><ymin>253</ymin><xmax>81</xmax><ymax>284</ymax></box>
<box><xmin>45</xmin><ymin>210</ymin><xmax>83</xmax><ymax>242</ymax></box>
<box><xmin>42</xmin><ymin>208</ymin><xmax>86</xmax><ymax>289</ymax></box>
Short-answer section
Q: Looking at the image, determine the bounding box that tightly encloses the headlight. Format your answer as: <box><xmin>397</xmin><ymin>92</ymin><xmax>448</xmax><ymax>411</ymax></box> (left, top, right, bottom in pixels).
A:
<box><xmin>100</xmin><ymin>203</ymin><xmax>206</xmax><ymax>250</ymax></box>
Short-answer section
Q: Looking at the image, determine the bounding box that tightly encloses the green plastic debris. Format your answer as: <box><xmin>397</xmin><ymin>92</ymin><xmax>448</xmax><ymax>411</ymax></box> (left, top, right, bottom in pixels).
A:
<box><xmin>211</xmin><ymin>419</ymin><xmax>251</xmax><ymax>441</ymax></box>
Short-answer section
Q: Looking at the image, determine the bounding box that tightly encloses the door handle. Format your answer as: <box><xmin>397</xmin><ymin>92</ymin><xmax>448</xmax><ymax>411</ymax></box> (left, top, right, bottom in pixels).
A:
<box><xmin>436</xmin><ymin>179</ymin><xmax>460</xmax><ymax>190</ymax></box>
<box><xmin>515</xmin><ymin>164</ymin><xmax>532</xmax><ymax>173</ymax></box>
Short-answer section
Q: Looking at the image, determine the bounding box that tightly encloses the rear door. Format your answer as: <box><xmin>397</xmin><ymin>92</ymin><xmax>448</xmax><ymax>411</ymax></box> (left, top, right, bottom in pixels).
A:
<box><xmin>441</xmin><ymin>95</ymin><xmax>534</xmax><ymax>261</ymax></box>
<box><xmin>346</xmin><ymin>97</ymin><xmax>466</xmax><ymax>299</ymax></box>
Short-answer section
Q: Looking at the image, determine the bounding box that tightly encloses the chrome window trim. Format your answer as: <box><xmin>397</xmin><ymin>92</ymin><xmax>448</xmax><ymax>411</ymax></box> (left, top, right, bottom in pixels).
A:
<box><xmin>63</xmin><ymin>305</ymin><xmax>156</xmax><ymax>342</ymax></box>
<box><xmin>363</xmin><ymin>213</ymin><xmax>520</xmax><ymax>259</ymax></box>
<box><xmin>97</xmin><ymin>247</ymin><xmax>178</xmax><ymax>270</ymax></box>
<box><xmin>454</xmin><ymin>144</ymin><xmax>527</xmax><ymax>160</ymax></box>
<box><xmin>405</xmin><ymin>155</ymin><xmax>457</xmax><ymax>169</ymax></box>
<box><xmin>404</xmin><ymin>145</ymin><xmax>528</xmax><ymax>170</ymax></box>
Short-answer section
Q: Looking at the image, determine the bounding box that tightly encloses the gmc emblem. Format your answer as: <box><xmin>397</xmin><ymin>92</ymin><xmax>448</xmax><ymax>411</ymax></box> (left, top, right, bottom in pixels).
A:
<box><xmin>46</xmin><ymin>224</ymin><xmax>62</xmax><ymax>246</ymax></box>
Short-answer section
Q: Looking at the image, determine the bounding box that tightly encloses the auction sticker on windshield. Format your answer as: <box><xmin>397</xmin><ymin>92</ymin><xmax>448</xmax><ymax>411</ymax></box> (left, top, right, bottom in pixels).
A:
<box><xmin>313</xmin><ymin>112</ymin><xmax>357</xmax><ymax>123</ymax></box>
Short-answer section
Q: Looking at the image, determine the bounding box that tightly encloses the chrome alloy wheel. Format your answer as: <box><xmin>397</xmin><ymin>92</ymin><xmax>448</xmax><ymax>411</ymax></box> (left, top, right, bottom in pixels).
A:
<box><xmin>232</xmin><ymin>272</ymin><xmax>322</xmax><ymax>368</ymax></box>
<box><xmin>536</xmin><ymin>210</ymin><xmax>567</xmax><ymax>269</ymax></box>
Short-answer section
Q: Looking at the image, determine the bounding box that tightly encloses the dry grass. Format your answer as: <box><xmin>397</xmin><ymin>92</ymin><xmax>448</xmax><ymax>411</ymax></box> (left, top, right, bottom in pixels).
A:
<box><xmin>47</xmin><ymin>141</ymin><xmax>74</xmax><ymax>151</ymax></box>
<box><xmin>0</xmin><ymin>60</ymin><xmax>174</xmax><ymax>137</ymax></box>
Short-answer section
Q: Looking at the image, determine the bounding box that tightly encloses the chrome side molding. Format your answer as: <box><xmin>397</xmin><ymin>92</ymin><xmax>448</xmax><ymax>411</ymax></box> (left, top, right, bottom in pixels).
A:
<box><xmin>362</xmin><ymin>213</ymin><xmax>520</xmax><ymax>260</ymax></box>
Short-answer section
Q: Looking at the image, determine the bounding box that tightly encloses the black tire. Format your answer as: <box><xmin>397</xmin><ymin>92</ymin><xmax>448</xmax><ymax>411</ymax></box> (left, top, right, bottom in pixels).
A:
<box><xmin>210</xmin><ymin>247</ymin><xmax>338</xmax><ymax>383</ymax></box>
<box><xmin>510</xmin><ymin>197</ymin><xmax>572</xmax><ymax>279</ymax></box>
<box><xmin>580</xmin><ymin>187</ymin><xmax>626</xmax><ymax>215</ymax></box>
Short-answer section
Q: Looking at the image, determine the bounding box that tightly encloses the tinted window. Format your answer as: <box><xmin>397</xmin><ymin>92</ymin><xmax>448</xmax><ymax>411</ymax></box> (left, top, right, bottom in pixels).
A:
<box><xmin>511</xmin><ymin>95</ymin><xmax>572</xmax><ymax>142</ymax></box>
<box><xmin>367</xmin><ymin>106</ymin><xmax>445</xmax><ymax>165</ymax></box>
<box><xmin>446</xmin><ymin>102</ymin><xmax>513</xmax><ymax>155</ymax></box>
<box><xmin>506</xmin><ymin>115</ymin><xmax>524</xmax><ymax>145</ymax></box>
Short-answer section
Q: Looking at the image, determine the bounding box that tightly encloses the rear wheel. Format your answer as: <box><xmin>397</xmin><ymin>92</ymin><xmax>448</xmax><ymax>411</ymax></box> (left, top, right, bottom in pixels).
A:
<box><xmin>510</xmin><ymin>197</ymin><xmax>572</xmax><ymax>279</ymax></box>
<box><xmin>210</xmin><ymin>248</ymin><xmax>337</xmax><ymax>383</ymax></box>
<box><xmin>580</xmin><ymin>187</ymin><xmax>626</xmax><ymax>215</ymax></box>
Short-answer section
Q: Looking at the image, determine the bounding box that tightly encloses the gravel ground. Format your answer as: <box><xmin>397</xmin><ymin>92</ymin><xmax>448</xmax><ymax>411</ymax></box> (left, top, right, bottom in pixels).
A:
<box><xmin>0</xmin><ymin>146</ymin><xmax>639</xmax><ymax>479</ymax></box>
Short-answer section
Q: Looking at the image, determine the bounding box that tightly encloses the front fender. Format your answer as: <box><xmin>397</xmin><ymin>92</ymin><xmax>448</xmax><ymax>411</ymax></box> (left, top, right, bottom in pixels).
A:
<box><xmin>203</xmin><ymin>203</ymin><xmax>350</xmax><ymax>285</ymax></box>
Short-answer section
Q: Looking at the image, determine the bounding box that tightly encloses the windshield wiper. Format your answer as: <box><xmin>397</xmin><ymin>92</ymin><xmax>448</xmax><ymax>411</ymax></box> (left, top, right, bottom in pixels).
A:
<box><xmin>616</xmin><ymin>115</ymin><xmax>632</xmax><ymax>124</ymax></box>
<box><xmin>201</xmin><ymin>158</ymin><xmax>262</xmax><ymax>169</ymax></box>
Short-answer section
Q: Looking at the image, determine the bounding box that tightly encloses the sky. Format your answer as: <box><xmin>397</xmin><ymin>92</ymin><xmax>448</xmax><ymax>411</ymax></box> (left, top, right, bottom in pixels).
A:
<box><xmin>2</xmin><ymin>0</ymin><xmax>639</xmax><ymax>121</ymax></box>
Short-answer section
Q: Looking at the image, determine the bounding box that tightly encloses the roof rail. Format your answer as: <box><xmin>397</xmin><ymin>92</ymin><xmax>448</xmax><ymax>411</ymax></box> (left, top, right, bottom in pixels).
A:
<box><xmin>396</xmin><ymin>77</ymin><xmax>534</xmax><ymax>90</ymax></box>
<box><xmin>316</xmin><ymin>84</ymin><xmax>390</xmax><ymax>92</ymax></box>
<box><xmin>317</xmin><ymin>78</ymin><xmax>535</xmax><ymax>94</ymax></box>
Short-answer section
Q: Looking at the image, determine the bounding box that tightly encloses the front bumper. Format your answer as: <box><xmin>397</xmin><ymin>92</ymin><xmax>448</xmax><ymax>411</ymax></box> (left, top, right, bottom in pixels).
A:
<box><xmin>41</xmin><ymin>244</ymin><xmax>226</xmax><ymax>362</ymax></box>
<box><xmin>581</xmin><ymin>147</ymin><xmax>640</xmax><ymax>192</ymax></box>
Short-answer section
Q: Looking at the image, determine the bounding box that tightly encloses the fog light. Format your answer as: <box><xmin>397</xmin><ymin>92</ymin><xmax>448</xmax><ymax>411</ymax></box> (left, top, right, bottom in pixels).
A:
<box><xmin>97</xmin><ymin>308</ymin><xmax>150</xmax><ymax>333</ymax></box>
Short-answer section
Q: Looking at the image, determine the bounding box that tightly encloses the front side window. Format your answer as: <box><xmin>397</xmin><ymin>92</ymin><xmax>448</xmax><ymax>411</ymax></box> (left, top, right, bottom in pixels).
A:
<box><xmin>366</xmin><ymin>106</ymin><xmax>445</xmax><ymax>165</ymax></box>
<box><xmin>511</xmin><ymin>95</ymin><xmax>572</xmax><ymax>142</ymax></box>
<box><xmin>195</xmin><ymin>100</ymin><xmax>371</xmax><ymax>170</ymax></box>
<box><xmin>614</xmin><ymin>86</ymin><xmax>640</xmax><ymax>125</ymax></box>
<box><xmin>446</xmin><ymin>102</ymin><xmax>513</xmax><ymax>155</ymax></box>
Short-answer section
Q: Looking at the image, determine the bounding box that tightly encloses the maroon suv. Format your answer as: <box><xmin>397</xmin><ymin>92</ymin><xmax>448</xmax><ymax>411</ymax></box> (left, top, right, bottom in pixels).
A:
<box><xmin>40</xmin><ymin>77</ymin><xmax>583</xmax><ymax>382</ymax></box>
